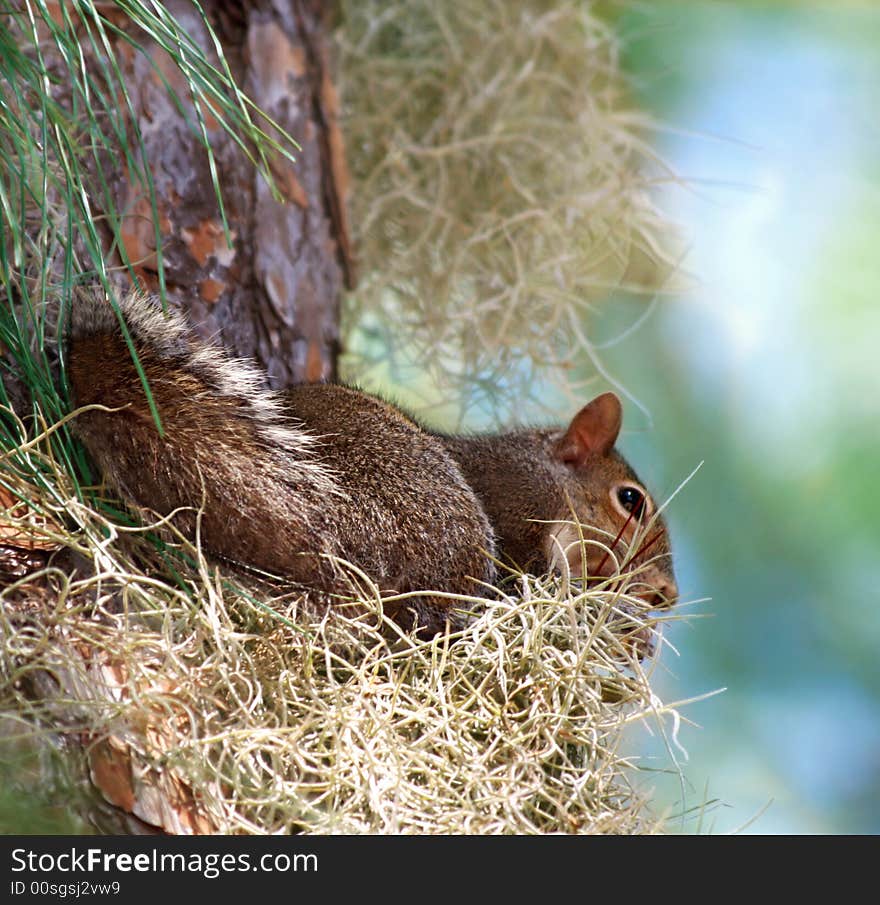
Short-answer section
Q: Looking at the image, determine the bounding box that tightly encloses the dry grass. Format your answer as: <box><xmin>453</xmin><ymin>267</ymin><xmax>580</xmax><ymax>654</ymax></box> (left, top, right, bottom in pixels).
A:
<box><xmin>0</xmin><ymin>422</ymin><xmax>684</xmax><ymax>835</ymax></box>
<box><xmin>336</xmin><ymin>0</ymin><xmax>678</xmax><ymax>418</ymax></box>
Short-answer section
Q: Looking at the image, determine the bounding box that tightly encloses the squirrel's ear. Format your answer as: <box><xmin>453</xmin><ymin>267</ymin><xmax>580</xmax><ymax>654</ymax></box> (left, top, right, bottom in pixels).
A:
<box><xmin>554</xmin><ymin>392</ymin><xmax>622</xmax><ymax>466</ymax></box>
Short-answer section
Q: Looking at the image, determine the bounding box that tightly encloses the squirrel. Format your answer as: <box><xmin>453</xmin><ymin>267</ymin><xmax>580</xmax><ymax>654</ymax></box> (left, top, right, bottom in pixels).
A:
<box><xmin>66</xmin><ymin>288</ymin><xmax>677</xmax><ymax>637</ymax></box>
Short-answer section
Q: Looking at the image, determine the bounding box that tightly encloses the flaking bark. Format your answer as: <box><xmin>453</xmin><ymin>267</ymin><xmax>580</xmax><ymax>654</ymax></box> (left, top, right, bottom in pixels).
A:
<box><xmin>98</xmin><ymin>0</ymin><xmax>352</xmax><ymax>385</ymax></box>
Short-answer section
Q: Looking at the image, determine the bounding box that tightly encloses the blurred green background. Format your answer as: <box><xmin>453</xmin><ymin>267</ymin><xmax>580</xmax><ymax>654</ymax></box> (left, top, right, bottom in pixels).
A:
<box><xmin>600</xmin><ymin>0</ymin><xmax>880</xmax><ymax>833</ymax></box>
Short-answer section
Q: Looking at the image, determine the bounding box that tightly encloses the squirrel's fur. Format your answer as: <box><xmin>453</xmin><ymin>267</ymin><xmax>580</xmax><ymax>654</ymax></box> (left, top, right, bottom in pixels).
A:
<box><xmin>67</xmin><ymin>288</ymin><xmax>676</xmax><ymax>636</ymax></box>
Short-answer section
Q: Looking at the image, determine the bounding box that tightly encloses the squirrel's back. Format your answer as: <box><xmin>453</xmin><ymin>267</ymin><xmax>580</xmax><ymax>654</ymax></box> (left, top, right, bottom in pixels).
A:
<box><xmin>67</xmin><ymin>289</ymin><xmax>496</xmax><ymax>633</ymax></box>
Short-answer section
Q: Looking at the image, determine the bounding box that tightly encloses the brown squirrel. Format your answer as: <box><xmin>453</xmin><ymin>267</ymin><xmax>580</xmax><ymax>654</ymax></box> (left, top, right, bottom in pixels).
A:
<box><xmin>66</xmin><ymin>288</ymin><xmax>677</xmax><ymax>636</ymax></box>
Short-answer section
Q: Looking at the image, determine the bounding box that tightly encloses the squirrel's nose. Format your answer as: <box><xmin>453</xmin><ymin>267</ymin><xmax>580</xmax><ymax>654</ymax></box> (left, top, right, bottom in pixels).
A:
<box><xmin>645</xmin><ymin>577</ymin><xmax>678</xmax><ymax>610</ymax></box>
<box><xmin>633</xmin><ymin>570</ymin><xmax>678</xmax><ymax>610</ymax></box>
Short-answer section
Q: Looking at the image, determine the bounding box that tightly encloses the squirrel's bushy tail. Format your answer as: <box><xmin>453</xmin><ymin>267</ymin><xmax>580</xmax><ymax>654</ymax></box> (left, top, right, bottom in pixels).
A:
<box><xmin>67</xmin><ymin>288</ymin><xmax>344</xmax><ymax>584</ymax></box>
<box><xmin>67</xmin><ymin>287</ymin><xmax>500</xmax><ymax>635</ymax></box>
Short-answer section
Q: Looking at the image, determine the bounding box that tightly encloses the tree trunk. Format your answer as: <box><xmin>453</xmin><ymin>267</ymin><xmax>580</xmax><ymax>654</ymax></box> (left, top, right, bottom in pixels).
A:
<box><xmin>2</xmin><ymin>0</ymin><xmax>355</xmax><ymax>835</ymax></box>
<box><xmin>103</xmin><ymin>0</ymin><xmax>353</xmax><ymax>386</ymax></box>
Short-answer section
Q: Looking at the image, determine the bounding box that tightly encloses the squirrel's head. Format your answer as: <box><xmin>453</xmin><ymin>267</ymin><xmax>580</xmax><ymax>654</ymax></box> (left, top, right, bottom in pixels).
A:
<box><xmin>543</xmin><ymin>393</ymin><xmax>678</xmax><ymax>612</ymax></box>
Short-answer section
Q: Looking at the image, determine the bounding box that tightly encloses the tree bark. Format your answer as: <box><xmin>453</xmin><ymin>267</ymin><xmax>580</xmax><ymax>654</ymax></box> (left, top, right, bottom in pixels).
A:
<box><xmin>104</xmin><ymin>0</ymin><xmax>353</xmax><ymax>386</ymax></box>
<box><xmin>2</xmin><ymin>0</ymin><xmax>355</xmax><ymax>835</ymax></box>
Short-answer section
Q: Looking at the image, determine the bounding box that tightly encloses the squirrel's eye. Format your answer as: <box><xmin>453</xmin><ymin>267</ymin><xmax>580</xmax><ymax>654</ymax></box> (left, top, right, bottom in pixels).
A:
<box><xmin>617</xmin><ymin>486</ymin><xmax>646</xmax><ymax>518</ymax></box>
